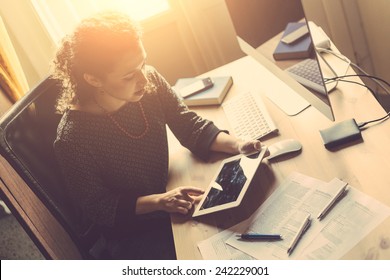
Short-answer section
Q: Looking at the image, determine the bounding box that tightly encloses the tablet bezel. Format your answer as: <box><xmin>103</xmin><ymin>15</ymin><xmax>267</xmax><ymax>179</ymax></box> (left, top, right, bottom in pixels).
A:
<box><xmin>192</xmin><ymin>147</ymin><xmax>267</xmax><ymax>217</ymax></box>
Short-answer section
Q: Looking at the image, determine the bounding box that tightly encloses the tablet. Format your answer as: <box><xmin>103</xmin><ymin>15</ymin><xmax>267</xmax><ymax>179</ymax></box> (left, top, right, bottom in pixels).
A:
<box><xmin>192</xmin><ymin>147</ymin><xmax>267</xmax><ymax>217</ymax></box>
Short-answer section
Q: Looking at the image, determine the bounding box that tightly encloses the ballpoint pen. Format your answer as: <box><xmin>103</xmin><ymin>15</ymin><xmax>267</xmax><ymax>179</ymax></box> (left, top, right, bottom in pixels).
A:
<box><xmin>317</xmin><ymin>183</ymin><xmax>349</xmax><ymax>220</ymax></box>
<box><xmin>237</xmin><ymin>233</ymin><xmax>283</xmax><ymax>241</ymax></box>
<box><xmin>287</xmin><ymin>214</ymin><xmax>311</xmax><ymax>256</ymax></box>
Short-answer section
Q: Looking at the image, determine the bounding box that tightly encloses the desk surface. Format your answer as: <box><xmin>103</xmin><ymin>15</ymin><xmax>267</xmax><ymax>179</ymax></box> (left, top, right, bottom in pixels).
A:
<box><xmin>167</xmin><ymin>55</ymin><xmax>390</xmax><ymax>260</ymax></box>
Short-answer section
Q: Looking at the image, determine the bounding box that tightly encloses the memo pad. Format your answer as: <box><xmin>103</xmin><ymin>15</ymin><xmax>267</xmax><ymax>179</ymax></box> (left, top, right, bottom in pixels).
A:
<box><xmin>192</xmin><ymin>147</ymin><xmax>267</xmax><ymax>217</ymax></box>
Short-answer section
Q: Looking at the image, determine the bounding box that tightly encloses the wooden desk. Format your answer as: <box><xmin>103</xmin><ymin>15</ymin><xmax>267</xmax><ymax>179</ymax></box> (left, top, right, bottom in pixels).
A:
<box><xmin>167</xmin><ymin>55</ymin><xmax>390</xmax><ymax>259</ymax></box>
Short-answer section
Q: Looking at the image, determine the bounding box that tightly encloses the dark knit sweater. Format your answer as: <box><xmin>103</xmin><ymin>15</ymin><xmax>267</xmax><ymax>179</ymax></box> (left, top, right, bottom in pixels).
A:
<box><xmin>54</xmin><ymin>67</ymin><xmax>222</xmax><ymax>239</ymax></box>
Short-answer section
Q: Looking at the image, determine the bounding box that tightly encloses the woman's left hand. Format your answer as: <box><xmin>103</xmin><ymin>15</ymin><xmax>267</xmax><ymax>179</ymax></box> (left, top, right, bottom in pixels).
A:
<box><xmin>237</xmin><ymin>139</ymin><xmax>262</xmax><ymax>154</ymax></box>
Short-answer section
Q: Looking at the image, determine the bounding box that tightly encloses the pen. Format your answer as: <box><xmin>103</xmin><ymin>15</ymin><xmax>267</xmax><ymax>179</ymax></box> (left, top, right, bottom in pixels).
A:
<box><xmin>237</xmin><ymin>234</ymin><xmax>283</xmax><ymax>240</ymax></box>
<box><xmin>287</xmin><ymin>214</ymin><xmax>311</xmax><ymax>256</ymax></box>
<box><xmin>317</xmin><ymin>183</ymin><xmax>348</xmax><ymax>220</ymax></box>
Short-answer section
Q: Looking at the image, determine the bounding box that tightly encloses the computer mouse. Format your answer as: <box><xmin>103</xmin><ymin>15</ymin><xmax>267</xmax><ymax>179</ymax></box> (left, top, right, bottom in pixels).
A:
<box><xmin>267</xmin><ymin>139</ymin><xmax>302</xmax><ymax>160</ymax></box>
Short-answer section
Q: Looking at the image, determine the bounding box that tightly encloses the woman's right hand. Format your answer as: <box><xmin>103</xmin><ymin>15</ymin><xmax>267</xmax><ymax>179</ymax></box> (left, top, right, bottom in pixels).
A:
<box><xmin>157</xmin><ymin>186</ymin><xmax>204</xmax><ymax>215</ymax></box>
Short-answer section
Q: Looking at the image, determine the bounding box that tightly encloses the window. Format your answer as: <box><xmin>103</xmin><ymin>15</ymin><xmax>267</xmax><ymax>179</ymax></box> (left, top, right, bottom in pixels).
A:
<box><xmin>32</xmin><ymin>0</ymin><xmax>171</xmax><ymax>44</ymax></box>
<box><xmin>92</xmin><ymin>0</ymin><xmax>170</xmax><ymax>21</ymax></box>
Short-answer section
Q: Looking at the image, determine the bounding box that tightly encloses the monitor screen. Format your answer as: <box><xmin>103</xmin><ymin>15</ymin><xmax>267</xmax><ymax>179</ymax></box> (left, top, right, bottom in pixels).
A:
<box><xmin>225</xmin><ymin>0</ymin><xmax>335</xmax><ymax>121</ymax></box>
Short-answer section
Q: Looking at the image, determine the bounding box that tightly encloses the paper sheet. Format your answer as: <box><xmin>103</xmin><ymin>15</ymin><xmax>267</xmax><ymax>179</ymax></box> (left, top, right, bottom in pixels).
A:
<box><xmin>197</xmin><ymin>172</ymin><xmax>390</xmax><ymax>260</ymax></box>
<box><xmin>297</xmin><ymin>186</ymin><xmax>390</xmax><ymax>260</ymax></box>
<box><xmin>197</xmin><ymin>220</ymin><xmax>255</xmax><ymax>260</ymax></box>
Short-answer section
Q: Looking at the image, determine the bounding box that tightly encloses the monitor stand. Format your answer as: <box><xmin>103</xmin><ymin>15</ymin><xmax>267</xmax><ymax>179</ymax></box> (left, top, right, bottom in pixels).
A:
<box><xmin>265</xmin><ymin>86</ymin><xmax>310</xmax><ymax>116</ymax></box>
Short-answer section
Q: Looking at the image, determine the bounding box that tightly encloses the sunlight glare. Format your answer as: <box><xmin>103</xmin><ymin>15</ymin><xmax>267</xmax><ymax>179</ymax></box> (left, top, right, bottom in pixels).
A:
<box><xmin>95</xmin><ymin>0</ymin><xmax>170</xmax><ymax>21</ymax></box>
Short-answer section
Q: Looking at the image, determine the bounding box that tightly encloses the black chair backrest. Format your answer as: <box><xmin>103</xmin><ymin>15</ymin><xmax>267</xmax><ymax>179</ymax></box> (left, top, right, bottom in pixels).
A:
<box><xmin>0</xmin><ymin>77</ymin><xmax>95</xmax><ymax>258</ymax></box>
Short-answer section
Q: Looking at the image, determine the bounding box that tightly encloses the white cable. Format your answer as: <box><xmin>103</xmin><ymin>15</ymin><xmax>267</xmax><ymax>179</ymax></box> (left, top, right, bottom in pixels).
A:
<box><xmin>317</xmin><ymin>48</ymin><xmax>390</xmax><ymax>95</ymax></box>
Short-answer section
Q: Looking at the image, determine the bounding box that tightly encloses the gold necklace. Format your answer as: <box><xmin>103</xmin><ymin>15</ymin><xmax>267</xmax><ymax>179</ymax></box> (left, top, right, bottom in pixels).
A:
<box><xmin>95</xmin><ymin>100</ymin><xmax>149</xmax><ymax>140</ymax></box>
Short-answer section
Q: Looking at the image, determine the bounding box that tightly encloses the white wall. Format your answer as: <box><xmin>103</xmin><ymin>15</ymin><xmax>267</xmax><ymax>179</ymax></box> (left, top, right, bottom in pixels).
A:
<box><xmin>357</xmin><ymin>0</ymin><xmax>390</xmax><ymax>83</ymax></box>
<box><xmin>302</xmin><ymin>0</ymin><xmax>390</xmax><ymax>83</ymax></box>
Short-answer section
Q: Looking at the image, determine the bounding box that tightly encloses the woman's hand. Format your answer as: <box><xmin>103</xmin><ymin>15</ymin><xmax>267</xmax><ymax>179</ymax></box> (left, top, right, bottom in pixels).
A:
<box><xmin>237</xmin><ymin>139</ymin><xmax>262</xmax><ymax>154</ymax></box>
<box><xmin>210</xmin><ymin>132</ymin><xmax>265</xmax><ymax>155</ymax></box>
<box><xmin>157</xmin><ymin>186</ymin><xmax>204</xmax><ymax>215</ymax></box>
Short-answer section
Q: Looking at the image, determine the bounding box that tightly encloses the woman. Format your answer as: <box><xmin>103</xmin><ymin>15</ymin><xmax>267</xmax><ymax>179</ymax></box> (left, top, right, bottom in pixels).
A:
<box><xmin>53</xmin><ymin>11</ymin><xmax>261</xmax><ymax>259</ymax></box>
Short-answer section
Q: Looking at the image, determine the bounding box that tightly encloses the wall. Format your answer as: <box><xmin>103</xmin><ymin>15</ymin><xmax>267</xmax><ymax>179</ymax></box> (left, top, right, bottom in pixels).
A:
<box><xmin>302</xmin><ymin>0</ymin><xmax>390</xmax><ymax>83</ymax></box>
<box><xmin>357</xmin><ymin>0</ymin><xmax>390</xmax><ymax>84</ymax></box>
<box><xmin>140</xmin><ymin>0</ymin><xmax>244</xmax><ymax>84</ymax></box>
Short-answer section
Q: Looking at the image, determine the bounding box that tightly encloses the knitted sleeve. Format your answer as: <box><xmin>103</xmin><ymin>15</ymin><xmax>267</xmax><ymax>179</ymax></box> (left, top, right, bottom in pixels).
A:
<box><xmin>149</xmin><ymin>69</ymin><xmax>224</xmax><ymax>161</ymax></box>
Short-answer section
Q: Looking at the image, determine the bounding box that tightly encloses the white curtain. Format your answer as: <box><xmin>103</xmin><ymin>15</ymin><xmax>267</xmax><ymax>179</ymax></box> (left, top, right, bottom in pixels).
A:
<box><xmin>0</xmin><ymin>15</ymin><xmax>29</xmax><ymax>102</ymax></box>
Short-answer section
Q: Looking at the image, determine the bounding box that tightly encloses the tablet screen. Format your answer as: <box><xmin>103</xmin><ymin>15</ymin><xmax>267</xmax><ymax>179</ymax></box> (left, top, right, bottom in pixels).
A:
<box><xmin>200</xmin><ymin>158</ymin><xmax>247</xmax><ymax>209</ymax></box>
<box><xmin>193</xmin><ymin>147</ymin><xmax>267</xmax><ymax>217</ymax></box>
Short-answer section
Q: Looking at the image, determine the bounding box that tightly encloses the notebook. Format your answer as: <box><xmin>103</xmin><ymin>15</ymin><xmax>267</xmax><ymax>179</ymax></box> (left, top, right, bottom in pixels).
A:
<box><xmin>174</xmin><ymin>76</ymin><xmax>233</xmax><ymax>106</ymax></box>
<box><xmin>273</xmin><ymin>22</ymin><xmax>313</xmax><ymax>60</ymax></box>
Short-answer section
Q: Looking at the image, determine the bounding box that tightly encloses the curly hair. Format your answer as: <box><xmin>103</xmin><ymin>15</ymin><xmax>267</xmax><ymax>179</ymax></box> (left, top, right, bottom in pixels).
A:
<box><xmin>52</xmin><ymin>11</ymin><xmax>142</xmax><ymax>113</ymax></box>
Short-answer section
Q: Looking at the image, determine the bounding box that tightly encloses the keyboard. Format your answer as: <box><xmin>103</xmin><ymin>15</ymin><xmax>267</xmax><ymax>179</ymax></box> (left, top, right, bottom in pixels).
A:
<box><xmin>285</xmin><ymin>58</ymin><xmax>326</xmax><ymax>94</ymax></box>
<box><xmin>222</xmin><ymin>91</ymin><xmax>277</xmax><ymax>140</ymax></box>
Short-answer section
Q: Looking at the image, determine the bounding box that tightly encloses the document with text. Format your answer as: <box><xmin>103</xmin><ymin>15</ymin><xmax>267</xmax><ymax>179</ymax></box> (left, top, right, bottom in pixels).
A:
<box><xmin>197</xmin><ymin>172</ymin><xmax>390</xmax><ymax>260</ymax></box>
<box><xmin>196</xmin><ymin>220</ymin><xmax>255</xmax><ymax>260</ymax></box>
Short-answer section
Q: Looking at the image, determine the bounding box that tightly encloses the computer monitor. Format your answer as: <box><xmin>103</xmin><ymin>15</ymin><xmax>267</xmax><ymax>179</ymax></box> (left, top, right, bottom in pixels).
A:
<box><xmin>225</xmin><ymin>0</ymin><xmax>335</xmax><ymax>121</ymax></box>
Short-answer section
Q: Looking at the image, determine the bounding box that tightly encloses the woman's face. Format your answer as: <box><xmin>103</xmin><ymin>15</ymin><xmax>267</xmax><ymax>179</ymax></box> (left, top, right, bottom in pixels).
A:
<box><xmin>98</xmin><ymin>42</ymin><xmax>148</xmax><ymax>103</ymax></box>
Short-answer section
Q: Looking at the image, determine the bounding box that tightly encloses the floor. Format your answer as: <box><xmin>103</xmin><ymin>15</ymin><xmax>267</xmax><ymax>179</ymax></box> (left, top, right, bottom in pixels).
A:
<box><xmin>0</xmin><ymin>202</ymin><xmax>45</xmax><ymax>260</ymax></box>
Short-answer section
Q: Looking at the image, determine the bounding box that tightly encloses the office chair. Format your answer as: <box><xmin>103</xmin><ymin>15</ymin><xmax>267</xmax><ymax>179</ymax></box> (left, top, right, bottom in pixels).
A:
<box><xmin>0</xmin><ymin>76</ymin><xmax>99</xmax><ymax>259</ymax></box>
